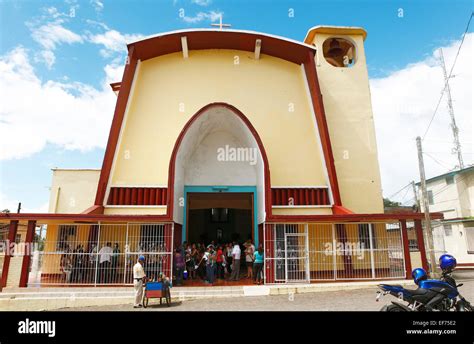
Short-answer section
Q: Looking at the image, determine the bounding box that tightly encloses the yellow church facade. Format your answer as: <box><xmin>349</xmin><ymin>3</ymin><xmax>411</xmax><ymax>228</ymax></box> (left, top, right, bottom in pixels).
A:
<box><xmin>0</xmin><ymin>26</ymin><xmax>442</xmax><ymax>288</ymax></box>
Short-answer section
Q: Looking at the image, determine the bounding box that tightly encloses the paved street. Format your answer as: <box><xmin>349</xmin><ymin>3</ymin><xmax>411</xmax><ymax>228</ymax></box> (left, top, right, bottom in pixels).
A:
<box><xmin>58</xmin><ymin>279</ymin><xmax>474</xmax><ymax>312</ymax></box>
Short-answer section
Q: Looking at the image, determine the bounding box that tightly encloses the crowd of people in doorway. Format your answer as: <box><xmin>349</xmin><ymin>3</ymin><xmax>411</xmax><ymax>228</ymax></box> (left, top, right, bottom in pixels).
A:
<box><xmin>173</xmin><ymin>240</ymin><xmax>264</xmax><ymax>286</ymax></box>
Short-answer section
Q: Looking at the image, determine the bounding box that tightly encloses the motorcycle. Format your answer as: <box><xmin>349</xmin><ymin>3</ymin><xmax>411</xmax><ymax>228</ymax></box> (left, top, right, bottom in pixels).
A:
<box><xmin>376</xmin><ymin>271</ymin><xmax>472</xmax><ymax>312</ymax></box>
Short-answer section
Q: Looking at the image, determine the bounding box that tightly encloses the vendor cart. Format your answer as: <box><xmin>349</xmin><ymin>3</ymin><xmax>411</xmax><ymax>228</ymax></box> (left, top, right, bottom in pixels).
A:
<box><xmin>142</xmin><ymin>281</ymin><xmax>171</xmax><ymax>308</ymax></box>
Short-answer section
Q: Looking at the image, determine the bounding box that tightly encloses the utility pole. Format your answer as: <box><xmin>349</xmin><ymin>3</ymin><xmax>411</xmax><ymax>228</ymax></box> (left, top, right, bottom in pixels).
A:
<box><xmin>439</xmin><ymin>48</ymin><xmax>464</xmax><ymax>169</ymax></box>
<box><xmin>411</xmin><ymin>181</ymin><xmax>419</xmax><ymax>211</ymax></box>
<box><xmin>416</xmin><ymin>136</ymin><xmax>438</xmax><ymax>276</ymax></box>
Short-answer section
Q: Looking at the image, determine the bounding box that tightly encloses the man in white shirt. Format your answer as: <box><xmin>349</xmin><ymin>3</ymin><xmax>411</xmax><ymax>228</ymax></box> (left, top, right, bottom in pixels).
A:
<box><xmin>133</xmin><ymin>255</ymin><xmax>146</xmax><ymax>308</ymax></box>
<box><xmin>98</xmin><ymin>242</ymin><xmax>113</xmax><ymax>283</ymax></box>
<box><xmin>229</xmin><ymin>242</ymin><xmax>241</xmax><ymax>281</ymax></box>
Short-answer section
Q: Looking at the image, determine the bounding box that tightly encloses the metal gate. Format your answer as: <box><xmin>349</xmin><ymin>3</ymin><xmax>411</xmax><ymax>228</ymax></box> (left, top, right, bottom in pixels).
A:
<box><xmin>264</xmin><ymin>223</ymin><xmax>309</xmax><ymax>283</ymax></box>
<box><xmin>285</xmin><ymin>232</ymin><xmax>309</xmax><ymax>282</ymax></box>
<box><xmin>27</xmin><ymin>222</ymin><xmax>173</xmax><ymax>287</ymax></box>
<box><xmin>264</xmin><ymin>222</ymin><xmax>406</xmax><ymax>284</ymax></box>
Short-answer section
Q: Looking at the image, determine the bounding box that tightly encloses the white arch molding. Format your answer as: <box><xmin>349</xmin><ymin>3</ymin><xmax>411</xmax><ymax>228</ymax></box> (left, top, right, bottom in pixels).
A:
<box><xmin>172</xmin><ymin>105</ymin><xmax>266</xmax><ymax>225</ymax></box>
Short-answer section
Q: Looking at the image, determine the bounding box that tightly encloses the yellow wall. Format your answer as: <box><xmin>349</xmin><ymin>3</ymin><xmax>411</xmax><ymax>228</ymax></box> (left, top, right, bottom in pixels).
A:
<box><xmin>109</xmin><ymin>50</ymin><xmax>328</xmax><ymax>201</ymax></box>
<box><xmin>48</xmin><ymin>169</ymin><xmax>100</xmax><ymax>213</ymax></box>
<box><xmin>307</xmin><ymin>32</ymin><xmax>384</xmax><ymax>213</ymax></box>
<box><xmin>104</xmin><ymin>207</ymin><xmax>167</xmax><ymax>215</ymax></box>
<box><xmin>272</xmin><ymin>207</ymin><xmax>332</xmax><ymax>216</ymax></box>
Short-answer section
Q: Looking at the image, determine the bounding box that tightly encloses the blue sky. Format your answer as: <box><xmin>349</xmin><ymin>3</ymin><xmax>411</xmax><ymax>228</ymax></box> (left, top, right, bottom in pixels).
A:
<box><xmin>0</xmin><ymin>0</ymin><xmax>472</xmax><ymax>212</ymax></box>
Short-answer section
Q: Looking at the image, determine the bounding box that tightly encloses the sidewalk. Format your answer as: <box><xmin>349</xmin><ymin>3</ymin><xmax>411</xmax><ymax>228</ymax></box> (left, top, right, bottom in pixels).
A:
<box><xmin>0</xmin><ymin>279</ymin><xmax>415</xmax><ymax>311</ymax></box>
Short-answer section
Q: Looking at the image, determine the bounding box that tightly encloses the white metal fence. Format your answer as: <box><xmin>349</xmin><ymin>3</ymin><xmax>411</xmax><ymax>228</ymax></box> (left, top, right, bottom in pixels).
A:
<box><xmin>264</xmin><ymin>222</ymin><xmax>406</xmax><ymax>283</ymax></box>
<box><xmin>28</xmin><ymin>223</ymin><xmax>173</xmax><ymax>287</ymax></box>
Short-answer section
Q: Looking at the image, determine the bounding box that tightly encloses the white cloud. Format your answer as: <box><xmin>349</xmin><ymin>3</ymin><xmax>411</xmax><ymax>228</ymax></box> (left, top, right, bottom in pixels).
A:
<box><xmin>87</xmin><ymin>30</ymin><xmax>144</xmax><ymax>58</ymax></box>
<box><xmin>30</xmin><ymin>20</ymin><xmax>83</xmax><ymax>51</ymax></box>
<box><xmin>34</xmin><ymin>50</ymin><xmax>56</xmax><ymax>69</ymax></box>
<box><xmin>90</xmin><ymin>0</ymin><xmax>104</xmax><ymax>12</ymax></box>
<box><xmin>0</xmin><ymin>46</ymin><xmax>119</xmax><ymax>160</ymax></box>
<box><xmin>181</xmin><ymin>10</ymin><xmax>222</xmax><ymax>23</ymax></box>
<box><xmin>191</xmin><ymin>0</ymin><xmax>212</xmax><ymax>6</ymax></box>
<box><xmin>370</xmin><ymin>33</ymin><xmax>473</xmax><ymax>203</ymax></box>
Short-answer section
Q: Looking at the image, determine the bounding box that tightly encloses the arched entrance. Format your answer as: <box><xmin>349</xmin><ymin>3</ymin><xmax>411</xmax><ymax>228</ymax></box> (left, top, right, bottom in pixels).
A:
<box><xmin>168</xmin><ymin>103</ymin><xmax>271</xmax><ymax>247</ymax></box>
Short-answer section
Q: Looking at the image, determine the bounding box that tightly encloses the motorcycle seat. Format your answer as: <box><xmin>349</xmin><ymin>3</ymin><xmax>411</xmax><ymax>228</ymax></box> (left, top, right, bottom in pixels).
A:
<box><xmin>404</xmin><ymin>288</ymin><xmax>428</xmax><ymax>296</ymax></box>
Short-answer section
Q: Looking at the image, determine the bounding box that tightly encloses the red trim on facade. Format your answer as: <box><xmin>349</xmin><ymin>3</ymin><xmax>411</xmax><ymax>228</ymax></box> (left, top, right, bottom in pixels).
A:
<box><xmin>303</xmin><ymin>51</ymin><xmax>342</xmax><ymax>206</ymax></box>
<box><xmin>0</xmin><ymin>212</ymin><xmax>443</xmax><ymax>223</ymax></box>
<box><xmin>1</xmin><ymin>220</ymin><xmax>18</xmax><ymax>289</ymax></box>
<box><xmin>332</xmin><ymin>205</ymin><xmax>354</xmax><ymax>214</ymax></box>
<box><xmin>94</xmin><ymin>46</ymin><xmax>138</xmax><ymax>208</ymax></box>
<box><xmin>130</xmin><ymin>30</ymin><xmax>315</xmax><ymax>65</ymax></box>
<box><xmin>19</xmin><ymin>220</ymin><xmax>36</xmax><ymax>288</ymax></box>
<box><xmin>267</xmin><ymin>212</ymin><xmax>443</xmax><ymax>223</ymax></box>
<box><xmin>414</xmin><ymin>219</ymin><xmax>429</xmax><ymax>274</ymax></box>
<box><xmin>400</xmin><ymin>220</ymin><xmax>412</xmax><ymax>279</ymax></box>
<box><xmin>167</xmin><ymin>102</ymin><xmax>273</xmax><ymax>221</ymax></box>
<box><xmin>0</xmin><ymin>213</ymin><xmax>170</xmax><ymax>222</ymax></box>
<box><xmin>81</xmin><ymin>205</ymin><xmax>104</xmax><ymax>214</ymax></box>
<box><xmin>110</xmin><ymin>82</ymin><xmax>121</xmax><ymax>93</ymax></box>
<box><xmin>271</xmin><ymin>187</ymin><xmax>329</xmax><ymax>206</ymax></box>
<box><xmin>107</xmin><ymin>187</ymin><xmax>167</xmax><ymax>206</ymax></box>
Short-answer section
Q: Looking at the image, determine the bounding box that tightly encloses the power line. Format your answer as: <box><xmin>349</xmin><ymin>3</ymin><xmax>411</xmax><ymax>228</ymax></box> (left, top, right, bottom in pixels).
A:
<box><xmin>422</xmin><ymin>11</ymin><xmax>473</xmax><ymax>141</ymax></box>
<box><xmin>424</xmin><ymin>152</ymin><xmax>455</xmax><ymax>170</ymax></box>
<box><xmin>386</xmin><ymin>182</ymin><xmax>412</xmax><ymax>200</ymax></box>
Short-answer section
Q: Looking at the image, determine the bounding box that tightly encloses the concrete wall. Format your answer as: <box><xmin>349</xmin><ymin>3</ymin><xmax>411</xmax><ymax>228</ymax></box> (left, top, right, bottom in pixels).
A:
<box><xmin>48</xmin><ymin>169</ymin><xmax>101</xmax><ymax>213</ymax></box>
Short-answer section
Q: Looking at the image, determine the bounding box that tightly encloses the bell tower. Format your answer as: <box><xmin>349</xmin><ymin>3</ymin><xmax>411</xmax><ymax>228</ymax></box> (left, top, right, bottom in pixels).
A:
<box><xmin>304</xmin><ymin>26</ymin><xmax>384</xmax><ymax>213</ymax></box>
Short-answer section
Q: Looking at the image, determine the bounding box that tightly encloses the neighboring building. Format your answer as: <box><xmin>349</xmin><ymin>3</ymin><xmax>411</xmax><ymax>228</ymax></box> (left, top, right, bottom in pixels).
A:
<box><xmin>0</xmin><ymin>26</ymin><xmax>441</xmax><ymax>289</ymax></box>
<box><xmin>417</xmin><ymin>166</ymin><xmax>474</xmax><ymax>268</ymax></box>
<box><xmin>48</xmin><ymin>168</ymin><xmax>101</xmax><ymax>214</ymax></box>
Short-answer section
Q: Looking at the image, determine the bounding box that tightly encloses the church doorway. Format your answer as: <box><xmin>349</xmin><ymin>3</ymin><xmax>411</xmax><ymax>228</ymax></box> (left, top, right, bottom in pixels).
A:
<box><xmin>183</xmin><ymin>186</ymin><xmax>258</xmax><ymax>246</ymax></box>
<box><xmin>186</xmin><ymin>192</ymin><xmax>253</xmax><ymax>244</ymax></box>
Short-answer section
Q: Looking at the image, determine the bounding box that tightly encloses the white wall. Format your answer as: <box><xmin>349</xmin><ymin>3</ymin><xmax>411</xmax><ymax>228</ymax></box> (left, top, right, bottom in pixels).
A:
<box><xmin>173</xmin><ymin>106</ymin><xmax>265</xmax><ymax>225</ymax></box>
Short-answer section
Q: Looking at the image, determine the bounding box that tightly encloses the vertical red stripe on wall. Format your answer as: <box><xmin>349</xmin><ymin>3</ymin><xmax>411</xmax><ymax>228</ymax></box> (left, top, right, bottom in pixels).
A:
<box><xmin>137</xmin><ymin>188</ymin><xmax>143</xmax><ymax>205</ymax></box>
<box><xmin>156</xmin><ymin>188</ymin><xmax>162</xmax><ymax>205</ymax></box>
<box><xmin>162</xmin><ymin>189</ymin><xmax>167</xmax><ymax>205</ymax></box>
<box><xmin>143</xmin><ymin>188</ymin><xmax>149</xmax><ymax>206</ymax></box>
<box><xmin>112</xmin><ymin>188</ymin><xmax>118</xmax><ymax>205</ymax></box>
<box><xmin>125</xmin><ymin>188</ymin><xmax>131</xmax><ymax>205</ymax></box>
<box><xmin>119</xmin><ymin>188</ymin><xmax>124</xmax><ymax>205</ymax></box>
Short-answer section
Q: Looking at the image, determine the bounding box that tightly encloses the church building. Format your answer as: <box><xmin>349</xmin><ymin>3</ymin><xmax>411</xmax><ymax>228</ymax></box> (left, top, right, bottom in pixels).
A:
<box><xmin>0</xmin><ymin>26</ymin><xmax>443</xmax><ymax>288</ymax></box>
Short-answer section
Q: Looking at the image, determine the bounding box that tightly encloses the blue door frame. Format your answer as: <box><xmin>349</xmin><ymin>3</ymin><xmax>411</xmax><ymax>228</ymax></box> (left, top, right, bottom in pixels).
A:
<box><xmin>182</xmin><ymin>185</ymin><xmax>258</xmax><ymax>246</ymax></box>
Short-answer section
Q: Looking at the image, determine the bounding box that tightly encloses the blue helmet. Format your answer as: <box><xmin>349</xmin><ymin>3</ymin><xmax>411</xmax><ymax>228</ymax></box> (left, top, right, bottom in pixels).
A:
<box><xmin>138</xmin><ymin>255</ymin><xmax>145</xmax><ymax>262</ymax></box>
<box><xmin>439</xmin><ymin>254</ymin><xmax>456</xmax><ymax>273</ymax></box>
<box><xmin>412</xmin><ymin>268</ymin><xmax>428</xmax><ymax>285</ymax></box>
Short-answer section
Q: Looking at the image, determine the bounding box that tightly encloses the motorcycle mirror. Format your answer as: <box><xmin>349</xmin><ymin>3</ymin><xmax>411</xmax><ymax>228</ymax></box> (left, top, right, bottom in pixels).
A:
<box><xmin>457</xmin><ymin>283</ymin><xmax>463</xmax><ymax>287</ymax></box>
